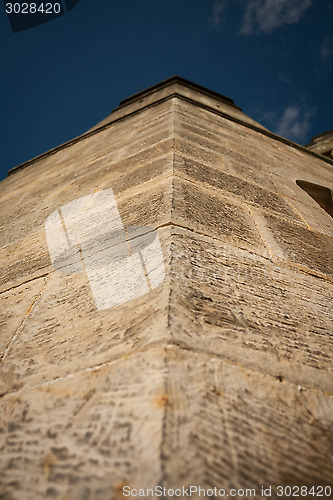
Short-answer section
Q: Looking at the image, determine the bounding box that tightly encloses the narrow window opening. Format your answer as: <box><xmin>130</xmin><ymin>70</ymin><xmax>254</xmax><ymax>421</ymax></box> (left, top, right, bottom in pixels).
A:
<box><xmin>296</xmin><ymin>180</ymin><xmax>333</xmax><ymax>218</ymax></box>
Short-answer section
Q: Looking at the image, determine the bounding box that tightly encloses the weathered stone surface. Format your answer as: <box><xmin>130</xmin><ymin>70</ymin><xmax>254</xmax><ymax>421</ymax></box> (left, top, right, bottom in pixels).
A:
<box><xmin>174</xmin><ymin>154</ymin><xmax>301</xmax><ymax>223</ymax></box>
<box><xmin>288</xmin><ymin>198</ymin><xmax>333</xmax><ymax>238</ymax></box>
<box><xmin>168</xmin><ymin>226</ymin><xmax>333</xmax><ymax>391</ymax></box>
<box><xmin>1</xmin><ymin>77</ymin><xmax>332</xmax><ymax>499</ymax></box>
<box><xmin>0</xmin><ymin>276</ymin><xmax>47</xmax><ymax>363</ymax></box>
<box><xmin>1</xmin><ymin>139</ymin><xmax>174</xmax><ymax>248</ymax></box>
<box><xmin>174</xmin><ymin>98</ymin><xmax>332</xmax><ymax>184</ymax></box>
<box><xmin>161</xmin><ymin>347</ymin><xmax>333</xmax><ymax>494</ymax></box>
<box><xmin>0</xmin><ymin>347</ymin><xmax>332</xmax><ymax>500</ymax></box>
<box><xmin>0</xmin><ymin>227</ymin><xmax>170</xmax><ymax>392</ymax></box>
<box><xmin>172</xmin><ymin>177</ymin><xmax>265</xmax><ymax>254</ymax></box>
<box><xmin>0</xmin><ymin>231</ymin><xmax>51</xmax><ymax>292</ymax></box>
<box><xmin>255</xmin><ymin>211</ymin><xmax>333</xmax><ymax>279</ymax></box>
<box><xmin>0</xmin><ymin>350</ymin><xmax>166</xmax><ymax>500</ymax></box>
<box><xmin>117</xmin><ymin>177</ymin><xmax>172</xmax><ymax>229</ymax></box>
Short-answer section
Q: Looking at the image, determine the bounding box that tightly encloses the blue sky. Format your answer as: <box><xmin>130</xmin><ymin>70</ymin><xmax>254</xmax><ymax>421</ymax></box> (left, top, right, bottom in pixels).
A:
<box><xmin>1</xmin><ymin>0</ymin><xmax>332</xmax><ymax>181</ymax></box>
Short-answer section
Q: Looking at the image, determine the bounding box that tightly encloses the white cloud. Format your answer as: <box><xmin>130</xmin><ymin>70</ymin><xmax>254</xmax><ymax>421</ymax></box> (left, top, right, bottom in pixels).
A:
<box><xmin>320</xmin><ymin>36</ymin><xmax>333</xmax><ymax>61</ymax></box>
<box><xmin>211</xmin><ymin>1</ymin><xmax>227</xmax><ymax>27</ymax></box>
<box><xmin>240</xmin><ymin>0</ymin><xmax>312</xmax><ymax>35</ymax></box>
<box><xmin>275</xmin><ymin>105</ymin><xmax>314</xmax><ymax>143</ymax></box>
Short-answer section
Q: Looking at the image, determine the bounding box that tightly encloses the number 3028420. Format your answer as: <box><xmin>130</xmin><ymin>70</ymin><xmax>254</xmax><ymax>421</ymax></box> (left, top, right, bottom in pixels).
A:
<box><xmin>5</xmin><ymin>3</ymin><xmax>62</xmax><ymax>14</ymax></box>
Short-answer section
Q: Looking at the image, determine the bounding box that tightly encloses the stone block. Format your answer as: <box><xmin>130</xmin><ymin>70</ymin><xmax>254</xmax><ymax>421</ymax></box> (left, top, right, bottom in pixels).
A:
<box><xmin>172</xmin><ymin>178</ymin><xmax>265</xmax><ymax>254</ymax></box>
<box><xmin>174</xmin><ymin>154</ymin><xmax>301</xmax><ymax>223</ymax></box>
<box><xmin>168</xmin><ymin>226</ymin><xmax>333</xmax><ymax>391</ymax></box>
<box><xmin>0</xmin><ymin>227</ymin><xmax>170</xmax><ymax>392</ymax></box>
<box><xmin>0</xmin><ymin>350</ymin><xmax>166</xmax><ymax>500</ymax></box>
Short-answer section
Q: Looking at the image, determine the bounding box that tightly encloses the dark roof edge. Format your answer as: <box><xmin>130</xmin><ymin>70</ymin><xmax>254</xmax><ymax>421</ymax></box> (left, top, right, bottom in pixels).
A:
<box><xmin>8</xmin><ymin>92</ymin><xmax>333</xmax><ymax>177</ymax></box>
<box><xmin>117</xmin><ymin>75</ymin><xmax>241</xmax><ymax>111</ymax></box>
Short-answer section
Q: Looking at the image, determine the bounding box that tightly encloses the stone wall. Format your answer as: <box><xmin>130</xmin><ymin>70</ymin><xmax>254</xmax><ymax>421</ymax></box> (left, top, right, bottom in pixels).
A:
<box><xmin>1</xmin><ymin>78</ymin><xmax>332</xmax><ymax>499</ymax></box>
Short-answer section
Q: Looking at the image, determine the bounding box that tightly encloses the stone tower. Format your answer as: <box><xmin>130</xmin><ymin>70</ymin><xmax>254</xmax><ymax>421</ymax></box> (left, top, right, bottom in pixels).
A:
<box><xmin>0</xmin><ymin>77</ymin><xmax>332</xmax><ymax>500</ymax></box>
<box><xmin>306</xmin><ymin>129</ymin><xmax>333</xmax><ymax>160</ymax></box>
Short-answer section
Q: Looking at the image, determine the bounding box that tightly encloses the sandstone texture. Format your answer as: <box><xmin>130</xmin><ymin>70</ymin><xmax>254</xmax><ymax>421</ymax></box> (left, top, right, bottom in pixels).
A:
<box><xmin>0</xmin><ymin>77</ymin><xmax>332</xmax><ymax>499</ymax></box>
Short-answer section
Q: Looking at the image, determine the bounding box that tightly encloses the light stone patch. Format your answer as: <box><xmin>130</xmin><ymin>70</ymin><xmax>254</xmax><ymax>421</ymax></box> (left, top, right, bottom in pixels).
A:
<box><xmin>45</xmin><ymin>189</ymin><xmax>165</xmax><ymax>311</ymax></box>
